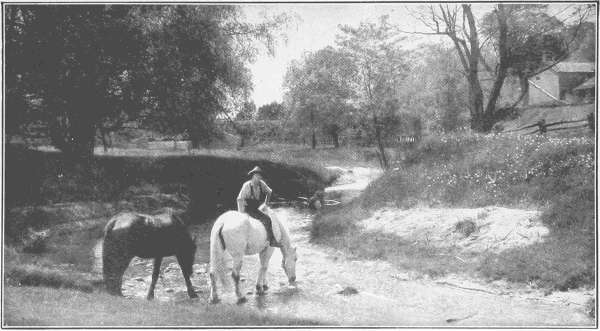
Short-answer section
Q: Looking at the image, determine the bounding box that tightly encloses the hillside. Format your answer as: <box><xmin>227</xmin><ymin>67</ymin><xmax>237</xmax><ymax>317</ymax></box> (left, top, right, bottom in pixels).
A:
<box><xmin>313</xmin><ymin>133</ymin><xmax>595</xmax><ymax>291</ymax></box>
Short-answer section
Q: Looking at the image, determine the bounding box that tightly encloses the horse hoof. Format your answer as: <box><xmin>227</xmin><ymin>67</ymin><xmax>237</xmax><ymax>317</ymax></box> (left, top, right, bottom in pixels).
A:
<box><xmin>237</xmin><ymin>297</ymin><xmax>247</xmax><ymax>304</ymax></box>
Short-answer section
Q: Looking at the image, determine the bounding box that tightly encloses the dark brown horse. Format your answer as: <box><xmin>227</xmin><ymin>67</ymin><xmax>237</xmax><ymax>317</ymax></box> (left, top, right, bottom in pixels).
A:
<box><xmin>102</xmin><ymin>208</ymin><xmax>197</xmax><ymax>300</ymax></box>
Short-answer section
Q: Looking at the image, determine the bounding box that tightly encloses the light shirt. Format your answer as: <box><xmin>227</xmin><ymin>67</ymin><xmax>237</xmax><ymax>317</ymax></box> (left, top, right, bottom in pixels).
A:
<box><xmin>237</xmin><ymin>179</ymin><xmax>272</xmax><ymax>202</ymax></box>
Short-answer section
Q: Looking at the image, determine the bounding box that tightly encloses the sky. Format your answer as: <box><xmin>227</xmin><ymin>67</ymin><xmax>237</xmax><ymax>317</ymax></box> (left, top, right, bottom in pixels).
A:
<box><xmin>243</xmin><ymin>3</ymin><xmax>443</xmax><ymax>107</ymax></box>
<box><xmin>241</xmin><ymin>3</ymin><xmax>588</xmax><ymax>107</ymax></box>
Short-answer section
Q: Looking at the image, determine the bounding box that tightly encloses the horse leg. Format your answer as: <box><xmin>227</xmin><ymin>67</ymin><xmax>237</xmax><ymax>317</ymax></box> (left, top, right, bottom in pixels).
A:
<box><xmin>256</xmin><ymin>247</ymin><xmax>274</xmax><ymax>295</ymax></box>
<box><xmin>103</xmin><ymin>247</ymin><xmax>132</xmax><ymax>296</ymax></box>
<box><xmin>231</xmin><ymin>255</ymin><xmax>246</xmax><ymax>304</ymax></box>
<box><xmin>176</xmin><ymin>254</ymin><xmax>198</xmax><ymax>299</ymax></box>
<box><xmin>146</xmin><ymin>257</ymin><xmax>162</xmax><ymax>300</ymax></box>
<box><xmin>209</xmin><ymin>272</ymin><xmax>220</xmax><ymax>304</ymax></box>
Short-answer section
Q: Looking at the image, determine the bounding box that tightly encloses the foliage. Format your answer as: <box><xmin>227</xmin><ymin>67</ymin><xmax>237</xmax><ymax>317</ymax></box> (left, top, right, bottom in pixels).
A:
<box><xmin>5</xmin><ymin>5</ymin><xmax>147</xmax><ymax>158</ymax></box>
<box><xmin>336</xmin><ymin>15</ymin><xmax>409</xmax><ymax>166</ymax></box>
<box><xmin>256</xmin><ymin>101</ymin><xmax>285</xmax><ymax>120</ymax></box>
<box><xmin>569</xmin><ymin>21</ymin><xmax>596</xmax><ymax>62</ymax></box>
<box><xmin>416</xmin><ymin>4</ymin><xmax>593</xmax><ymax>132</ymax></box>
<box><xmin>283</xmin><ymin>46</ymin><xmax>358</xmax><ymax>148</ymax></box>
<box><xmin>481</xmin><ymin>4</ymin><xmax>567</xmax><ymax>75</ymax></box>
<box><xmin>5</xmin><ymin>5</ymin><xmax>290</xmax><ymax>157</ymax></box>
<box><xmin>135</xmin><ymin>6</ymin><xmax>252</xmax><ymax>147</ymax></box>
<box><xmin>235</xmin><ymin>101</ymin><xmax>257</xmax><ymax>121</ymax></box>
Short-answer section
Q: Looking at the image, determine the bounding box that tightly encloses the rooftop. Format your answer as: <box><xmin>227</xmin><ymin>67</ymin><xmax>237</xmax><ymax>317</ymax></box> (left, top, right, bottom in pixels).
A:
<box><xmin>552</xmin><ymin>62</ymin><xmax>595</xmax><ymax>73</ymax></box>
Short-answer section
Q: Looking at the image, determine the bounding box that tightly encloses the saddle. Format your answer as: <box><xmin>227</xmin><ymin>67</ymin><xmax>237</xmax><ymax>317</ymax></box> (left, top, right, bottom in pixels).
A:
<box><xmin>251</xmin><ymin>206</ymin><xmax>282</xmax><ymax>244</ymax></box>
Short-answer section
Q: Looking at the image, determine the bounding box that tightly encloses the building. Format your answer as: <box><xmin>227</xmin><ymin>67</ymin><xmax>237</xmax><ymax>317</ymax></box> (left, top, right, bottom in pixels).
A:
<box><xmin>527</xmin><ymin>62</ymin><xmax>595</xmax><ymax>106</ymax></box>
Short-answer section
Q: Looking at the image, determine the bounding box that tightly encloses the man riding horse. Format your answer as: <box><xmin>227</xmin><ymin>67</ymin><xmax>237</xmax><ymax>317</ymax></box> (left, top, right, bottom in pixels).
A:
<box><xmin>237</xmin><ymin>166</ymin><xmax>281</xmax><ymax>247</ymax></box>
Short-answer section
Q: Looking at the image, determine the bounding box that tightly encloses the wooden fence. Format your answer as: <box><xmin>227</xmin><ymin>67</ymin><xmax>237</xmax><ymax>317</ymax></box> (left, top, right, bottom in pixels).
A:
<box><xmin>502</xmin><ymin>112</ymin><xmax>594</xmax><ymax>135</ymax></box>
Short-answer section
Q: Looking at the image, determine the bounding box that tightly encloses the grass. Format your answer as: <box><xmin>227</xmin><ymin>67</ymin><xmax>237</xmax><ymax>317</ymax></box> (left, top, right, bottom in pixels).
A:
<box><xmin>312</xmin><ymin>132</ymin><xmax>596</xmax><ymax>290</ymax></box>
<box><xmin>4</xmin><ymin>210</ymin><xmax>108</xmax><ymax>292</ymax></box>
<box><xmin>3</xmin><ymin>286</ymin><xmax>326</xmax><ymax>326</ymax></box>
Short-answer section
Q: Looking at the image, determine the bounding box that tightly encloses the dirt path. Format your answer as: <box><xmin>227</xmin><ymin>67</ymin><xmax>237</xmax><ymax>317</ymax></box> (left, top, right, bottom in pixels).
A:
<box><xmin>118</xmin><ymin>167</ymin><xmax>594</xmax><ymax>326</ymax></box>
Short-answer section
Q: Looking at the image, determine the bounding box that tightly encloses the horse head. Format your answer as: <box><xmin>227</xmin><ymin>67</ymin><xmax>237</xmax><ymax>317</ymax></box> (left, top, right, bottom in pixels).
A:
<box><xmin>259</xmin><ymin>204</ymin><xmax>297</xmax><ymax>285</ymax></box>
<box><xmin>282</xmin><ymin>246</ymin><xmax>297</xmax><ymax>285</ymax></box>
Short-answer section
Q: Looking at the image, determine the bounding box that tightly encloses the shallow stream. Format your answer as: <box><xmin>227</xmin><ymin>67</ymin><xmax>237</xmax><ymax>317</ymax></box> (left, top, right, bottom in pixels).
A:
<box><xmin>96</xmin><ymin>167</ymin><xmax>593</xmax><ymax>326</ymax></box>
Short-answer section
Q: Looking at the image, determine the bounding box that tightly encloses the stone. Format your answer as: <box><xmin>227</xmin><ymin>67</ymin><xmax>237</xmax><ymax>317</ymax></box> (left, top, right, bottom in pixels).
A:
<box><xmin>337</xmin><ymin>286</ymin><xmax>359</xmax><ymax>296</ymax></box>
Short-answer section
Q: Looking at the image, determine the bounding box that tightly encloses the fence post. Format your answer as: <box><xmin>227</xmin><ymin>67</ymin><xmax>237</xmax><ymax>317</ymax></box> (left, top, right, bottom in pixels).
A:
<box><xmin>537</xmin><ymin>119</ymin><xmax>547</xmax><ymax>135</ymax></box>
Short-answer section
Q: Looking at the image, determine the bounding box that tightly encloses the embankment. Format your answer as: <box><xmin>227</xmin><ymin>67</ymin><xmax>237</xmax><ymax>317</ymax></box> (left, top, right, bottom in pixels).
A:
<box><xmin>6</xmin><ymin>145</ymin><xmax>335</xmax><ymax>223</ymax></box>
<box><xmin>313</xmin><ymin>133</ymin><xmax>595</xmax><ymax>292</ymax></box>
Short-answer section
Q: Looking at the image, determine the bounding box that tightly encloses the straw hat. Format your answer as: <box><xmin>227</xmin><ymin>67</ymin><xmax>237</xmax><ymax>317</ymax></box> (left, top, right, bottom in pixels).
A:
<box><xmin>247</xmin><ymin>166</ymin><xmax>263</xmax><ymax>176</ymax></box>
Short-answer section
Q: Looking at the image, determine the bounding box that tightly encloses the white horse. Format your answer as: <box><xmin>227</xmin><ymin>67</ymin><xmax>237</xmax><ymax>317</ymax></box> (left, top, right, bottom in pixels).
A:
<box><xmin>208</xmin><ymin>204</ymin><xmax>297</xmax><ymax>304</ymax></box>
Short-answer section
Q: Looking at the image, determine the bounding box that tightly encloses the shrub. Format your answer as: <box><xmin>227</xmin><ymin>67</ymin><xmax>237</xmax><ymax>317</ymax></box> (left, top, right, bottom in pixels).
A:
<box><xmin>6</xmin><ymin>265</ymin><xmax>98</xmax><ymax>293</ymax></box>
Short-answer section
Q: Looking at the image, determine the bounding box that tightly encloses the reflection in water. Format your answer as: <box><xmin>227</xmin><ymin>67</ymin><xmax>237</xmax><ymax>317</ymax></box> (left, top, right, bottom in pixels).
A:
<box><xmin>254</xmin><ymin>295</ymin><xmax>268</xmax><ymax>310</ymax></box>
<box><xmin>273</xmin><ymin>285</ymin><xmax>302</xmax><ymax>305</ymax></box>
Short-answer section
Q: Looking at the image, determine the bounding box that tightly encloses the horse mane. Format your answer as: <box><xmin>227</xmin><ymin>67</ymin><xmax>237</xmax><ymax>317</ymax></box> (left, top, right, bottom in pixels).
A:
<box><xmin>103</xmin><ymin>217</ymin><xmax>118</xmax><ymax>238</ymax></box>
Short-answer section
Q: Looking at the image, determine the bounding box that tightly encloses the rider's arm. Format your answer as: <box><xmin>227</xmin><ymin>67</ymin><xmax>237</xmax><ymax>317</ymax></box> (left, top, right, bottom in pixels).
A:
<box><xmin>261</xmin><ymin>180</ymin><xmax>273</xmax><ymax>205</ymax></box>
<box><xmin>237</xmin><ymin>200</ymin><xmax>245</xmax><ymax>213</ymax></box>
<box><xmin>237</xmin><ymin>182</ymin><xmax>249</xmax><ymax>213</ymax></box>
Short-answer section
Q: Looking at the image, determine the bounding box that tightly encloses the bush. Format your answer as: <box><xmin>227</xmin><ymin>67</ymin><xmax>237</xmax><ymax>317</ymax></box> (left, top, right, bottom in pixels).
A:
<box><xmin>6</xmin><ymin>265</ymin><xmax>98</xmax><ymax>293</ymax></box>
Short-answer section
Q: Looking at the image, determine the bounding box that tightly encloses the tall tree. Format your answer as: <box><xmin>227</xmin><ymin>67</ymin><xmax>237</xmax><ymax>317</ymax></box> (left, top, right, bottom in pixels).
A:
<box><xmin>257</xmin><ymin>102</ymin><xmax>284</xmax><ymax>120</ymax></box>
<box><xmin>336</xmin><ymin>16</ymin><xmax>408</xmax><ymax>167</ymax></box>
<box><xmin>6</xmin><ymin>5</ymin><xmax>290</xmax><ymax>157</ymax></box>
<box><xmin>479</xmin><ymin>4</ymin><xmax>579</xmax><ymax>109</ymax></box>
<box><xmin>6</xmin><ymin>5</ymin><xmax>147</xmax><ymax>159</ymax></box>
<box><xmin>235</xmin><ymin>101</ymin><xmax>256</xmax><ymax>121</ymax></box>
<box><xmin>283</xmin><ymin>47</ymin><xmax>357</xmax><ymax>148</ymax></box>
<box><xmin>136</xmin><ymin>6</ymin><xmax>255</xmax><ymax>147</ymax></box>
<box><xmin>414</xmin><ymin>4</ymin><xmax>593</xmax><ymax>132</ymax></box>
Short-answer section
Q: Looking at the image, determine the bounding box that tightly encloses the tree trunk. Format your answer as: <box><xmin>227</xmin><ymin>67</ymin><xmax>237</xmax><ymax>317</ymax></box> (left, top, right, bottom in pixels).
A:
<box><xmin>310</xmin><ymin>107</ymin><xmax>316</xmax><ymax>149</ymax></box>
<box><xmin>331</xmin><ymin>130</ymin><xmax>339</xmax><ymax>148</ymax></box>
<box><xmin>481</xmin><ymin>4</ymin><xmax>510</xmax><ymax>132</ymax></box>
<box><xmin>373</xmin><ymin>114</ymin><xmax>388</xmax><ymax>169</ymax></box>
<box><xmin>100</xmin><ymin>128</ymin><xmax>109</xmax><ymax>153</ymax></box>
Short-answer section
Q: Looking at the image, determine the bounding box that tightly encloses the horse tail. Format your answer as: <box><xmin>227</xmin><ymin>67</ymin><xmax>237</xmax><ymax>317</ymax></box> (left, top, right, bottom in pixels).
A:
<box><xmin>209</xmin><ymin>218</ymin><xmax>230</xmax><ymax>289</ymax></box>
<box><xmin>102</xmin><ymin>218</ymin><xmax>120</xmax><ymax>295</ymax></box>
<box><xmin>218</xmin><ymin>224</ymin><xmax>226</xmax><ymax>251</ymax></box>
